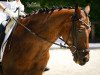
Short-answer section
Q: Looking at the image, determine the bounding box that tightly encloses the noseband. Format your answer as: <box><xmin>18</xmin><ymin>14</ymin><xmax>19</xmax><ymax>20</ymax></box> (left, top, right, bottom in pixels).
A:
<box><xmin>69</xmin><ymin>11</ymin><xmax>91</xmax><ymax>54</ymax></box>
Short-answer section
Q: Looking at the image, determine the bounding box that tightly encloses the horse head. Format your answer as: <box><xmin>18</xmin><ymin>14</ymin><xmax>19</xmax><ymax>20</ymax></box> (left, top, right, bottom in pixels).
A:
<box><xmin>62</xmin><ymin>4</ymin><xmax>91</xmax><ymax>65</ymax></box>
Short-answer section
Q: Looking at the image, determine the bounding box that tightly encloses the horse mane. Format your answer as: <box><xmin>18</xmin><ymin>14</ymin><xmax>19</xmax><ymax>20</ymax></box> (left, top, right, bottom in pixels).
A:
<box><xmin>37</xmin><ymin>6</ymin><xmax>74</xmax><ymax>13</ymax></box>
<box><xmin>26</xmin><ymin>6</ymin><xmax>77</xmax><ymax>17</ymax></box>
<box><xmin>25</xmin><ymin>6</ymin><xmax>86</xmax><ymax>20</ymax></box>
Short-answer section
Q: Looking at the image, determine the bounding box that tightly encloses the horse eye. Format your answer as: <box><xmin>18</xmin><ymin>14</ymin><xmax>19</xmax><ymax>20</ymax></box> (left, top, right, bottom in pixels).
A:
<box><xmin>77</xmin><ymin>28</ymin><xmax>84</xmax><ymax>32</ymax></box>
<box><xmin>81</xmin><ymin>22</ymin><xmax>84</xmax><ymax>25</ymax></box>
<box><xmin>78</xmin><ymin>30</ymin><xmax>83</xmax><ymax>32</ymax></box>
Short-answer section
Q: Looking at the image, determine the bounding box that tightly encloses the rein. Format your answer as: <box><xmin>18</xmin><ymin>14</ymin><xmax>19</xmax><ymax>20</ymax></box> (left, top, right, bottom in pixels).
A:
<box><xmin>13</xmin><ymin>18</ymin><xmax>67</xmax><ymax>48</ymax></box>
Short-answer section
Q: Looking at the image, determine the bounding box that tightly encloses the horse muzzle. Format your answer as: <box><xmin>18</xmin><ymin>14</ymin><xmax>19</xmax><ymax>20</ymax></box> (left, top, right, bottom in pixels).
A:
<box><xmin>73</xmin><ymin>49</ymin><xmax>90</xmax><ymax>66</ymax></box>
<box><xmin>75</xmin><ymin>56</ymin><xmax>89</xmax><ymax>66</ymax></box>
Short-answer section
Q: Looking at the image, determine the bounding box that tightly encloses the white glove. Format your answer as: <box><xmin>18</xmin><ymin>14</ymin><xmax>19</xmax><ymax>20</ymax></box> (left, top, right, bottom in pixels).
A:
<box><xmin>19</xmin><ymin>11</ymin><xmax>26</xmax><ymax>17</ymax></box>
<box><xmin>4</xmin><ymin>8</ymin><xmax>18</xmax><ymax>18</ymax></box>
<box><xmin>18</xmin><ymin>3</ymin><xmax>24</xmax><ymax>12</ymax></box>
<box><xmin>16</xmin><ymin>2</ymin><xmax>26</xmax><ymax>17</ymax></box>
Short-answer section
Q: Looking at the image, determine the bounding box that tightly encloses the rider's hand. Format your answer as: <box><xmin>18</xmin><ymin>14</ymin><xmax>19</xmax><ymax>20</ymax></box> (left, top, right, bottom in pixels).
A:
<box><xmin>18</xmin><ymin>2</ymin><xmax>26</xmax><ymax>17</ymax></box>
<box><xmin>4</xmin><ymin>8</ymin><xmax>18</xmax><ymax>18</ymax></box>
<box><xmin>18</xmin><ymin>3</ymin><xmax>24</xmax><ymax>12</ymax></box>
<box><xmin>19</xmin><ymin>11</ymin><xmax>26</xmax><ymax>17</ymax></box>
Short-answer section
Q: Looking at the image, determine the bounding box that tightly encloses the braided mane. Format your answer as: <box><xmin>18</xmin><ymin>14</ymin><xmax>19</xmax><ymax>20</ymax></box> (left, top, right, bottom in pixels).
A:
<box><xmin>26</xmin><ymin>6</ymin><xmax>76</xmax><ymax>16</ymax></box>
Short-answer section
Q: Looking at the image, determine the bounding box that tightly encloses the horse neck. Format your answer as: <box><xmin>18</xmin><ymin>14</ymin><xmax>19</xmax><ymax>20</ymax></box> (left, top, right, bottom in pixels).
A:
<box><xmin>25</xmin><ymin>9</ymin><xmax>74</xmax><ymax>43</ymax></box>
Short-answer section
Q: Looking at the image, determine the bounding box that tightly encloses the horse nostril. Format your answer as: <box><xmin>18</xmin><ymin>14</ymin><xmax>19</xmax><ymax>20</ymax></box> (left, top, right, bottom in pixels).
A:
<box><xmin>83</xmin><ymin>57</ymin><xmax>89</xmax><ymax>62</ymax></box>
<box><xmin>83</xmin><ymin>58</ymin><xmax>87</xmax><ymax>62</ymax></box>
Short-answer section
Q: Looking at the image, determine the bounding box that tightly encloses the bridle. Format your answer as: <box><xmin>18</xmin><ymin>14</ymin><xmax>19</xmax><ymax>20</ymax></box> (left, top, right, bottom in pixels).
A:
<box><xmin>67</xmin><ymin>10</ymin><xmax>91</xmax><ymax>54</ymax></box>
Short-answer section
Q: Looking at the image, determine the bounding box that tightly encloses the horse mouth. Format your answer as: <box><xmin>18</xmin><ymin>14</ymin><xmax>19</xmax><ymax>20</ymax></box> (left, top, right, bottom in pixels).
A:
<box><xmin>74</xmin><ymin>56</ymin><xmax>89</xmax><ymax>66</ymax></box>
<box><xmin>72</xmin><ymin>49</ymin><xmax>90</xmax><ymax>66</ymax></box>
<box><xmin>76</xmin><ymin>61</ymin><xmax>86</xmax><ymax>66</ymax></box>
<box><xmin>75</xmin><ymin>59</ymin><xmax>87</xmax><ymax>66</ymax></box>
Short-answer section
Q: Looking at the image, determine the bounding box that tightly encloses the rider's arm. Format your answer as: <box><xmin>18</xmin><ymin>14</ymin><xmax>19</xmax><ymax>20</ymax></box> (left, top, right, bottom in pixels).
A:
<box><xmin>0</xmin><ymin>2</ymin><xmax>6</xmax><ymax>11</ymax></box>
<box><xmin>0</xmin><ymin>2</ymin><xmax>18</xmax><ymax>18</ymax></box>
<box><xmin>0</xmin><ymin>0</ymin><xmax>25</xmax><ymax>17</ymax></box>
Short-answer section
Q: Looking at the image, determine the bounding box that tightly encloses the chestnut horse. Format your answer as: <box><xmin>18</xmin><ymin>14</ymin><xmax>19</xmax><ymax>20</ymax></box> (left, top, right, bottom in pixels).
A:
<box><xmin>2</xmin><ymin>5</ymin><xmax>91</xmax><ymax>75</ymax></box>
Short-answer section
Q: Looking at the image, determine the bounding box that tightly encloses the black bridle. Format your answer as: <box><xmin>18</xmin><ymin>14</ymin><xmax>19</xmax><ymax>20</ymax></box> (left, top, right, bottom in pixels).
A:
<box><xmin>68</xmin><ymin>11</ymin><xmax>91</xmax><ymax>54</ymax></box>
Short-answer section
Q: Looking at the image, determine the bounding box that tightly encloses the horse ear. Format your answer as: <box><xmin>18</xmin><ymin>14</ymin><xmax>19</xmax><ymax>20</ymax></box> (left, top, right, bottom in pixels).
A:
<box><xmin>75</xmin><ymin>3</ymin><xmax>81</xmax><ymax>15</ymax></box>
<box><xmin>84</xmin><ymin>5</ymin><xmax>90</xmax><ymax>14</ymax></box>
